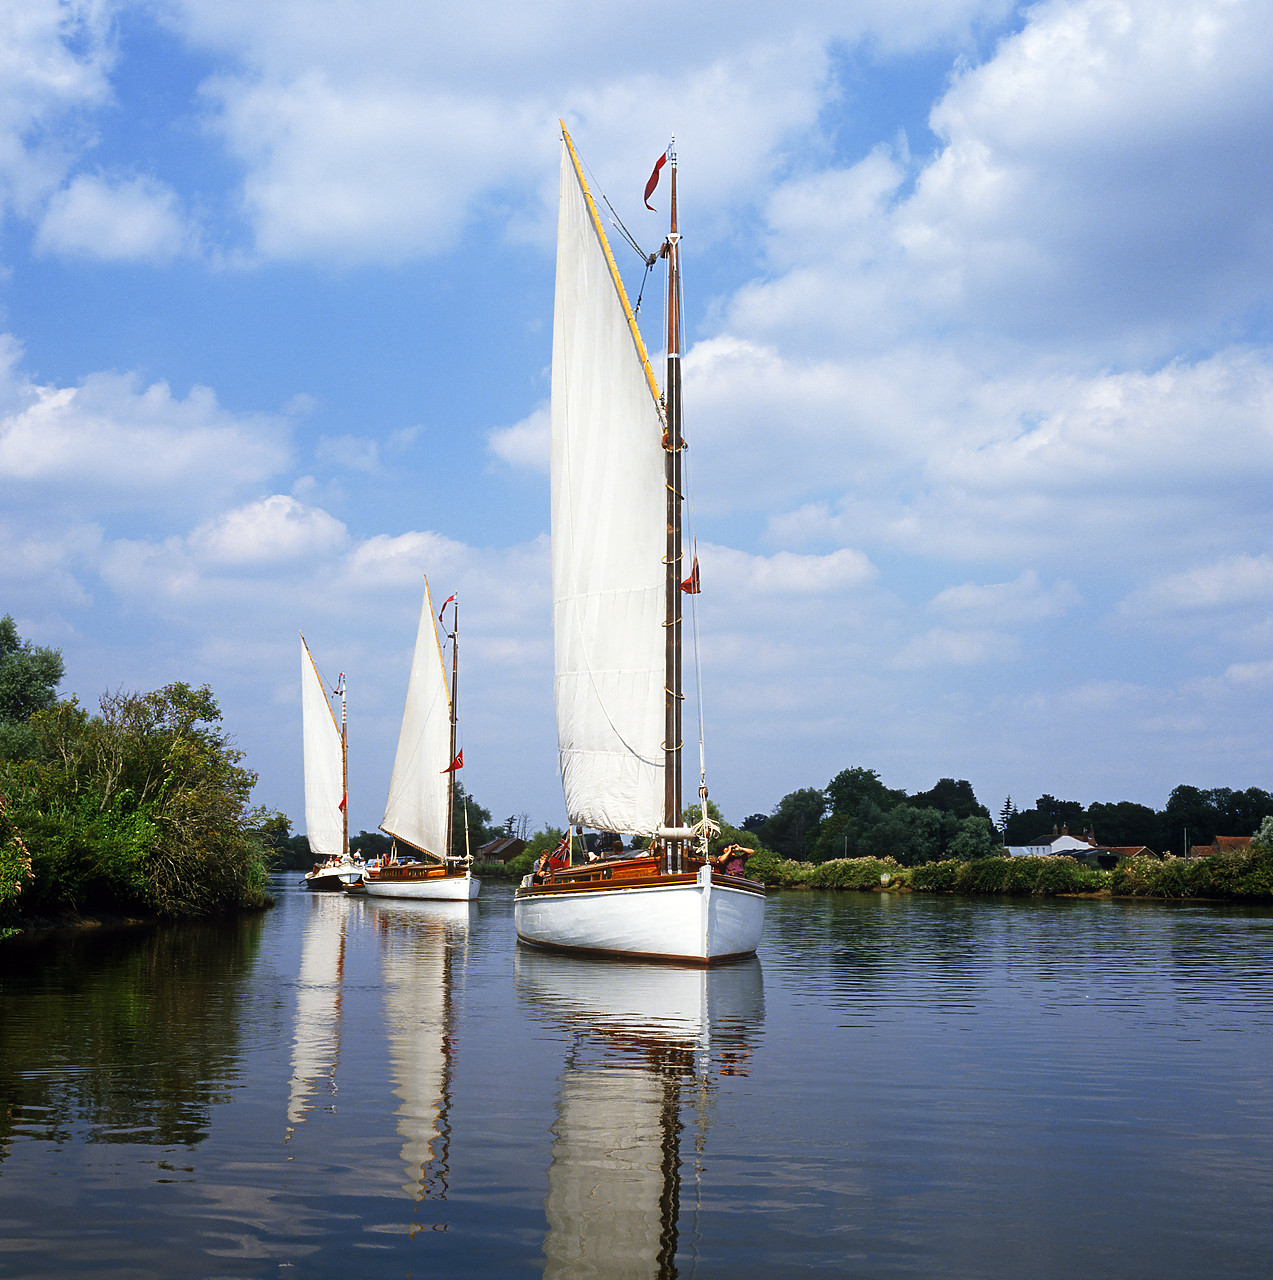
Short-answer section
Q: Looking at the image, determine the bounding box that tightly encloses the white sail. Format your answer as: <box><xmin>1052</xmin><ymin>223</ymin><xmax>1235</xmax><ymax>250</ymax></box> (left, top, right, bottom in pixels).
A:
<box><xmin>551</xmin><ymin>133</ymin><xmax>668</xmax><ymax>837</ymax></box>
<box><xmin>301</xmin><ymin>636</ymin><xmax>345</xmax><ymax>860</ymax></box>
<box><xmin>382</xmin><ymin>581</ymin><xmax>451</xmax><ymax>859</ymax></box>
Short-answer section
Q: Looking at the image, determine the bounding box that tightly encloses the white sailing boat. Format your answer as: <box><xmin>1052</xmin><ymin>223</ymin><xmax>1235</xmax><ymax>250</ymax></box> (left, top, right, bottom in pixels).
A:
<box><xmin>365</xmin><ymin>581</ymin><xmax>480</xmax><ymax>901</ymax></box>
<box><xmin>513</xmin><ymin>125</ymin><xmax>764</xmax><ymax>963</ymax></box>
<box><xmin>300</xmin><ymin>636</ymin><xmax>364</xmax><ymax>890</ymax></box>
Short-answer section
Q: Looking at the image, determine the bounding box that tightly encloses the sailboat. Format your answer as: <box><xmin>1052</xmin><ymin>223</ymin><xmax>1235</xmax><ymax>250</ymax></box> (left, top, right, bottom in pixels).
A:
<box><xmin>364</xmin><ymin>581</ymin><xmax>481</xmax><ymax>901</ymax></box>
<box><xmin>300</xmin><ymin>636</ymin><xmax>365</xmax><ymax>890</ymax></box>
<box><xmin>513</xmin><ymin>125</ymin><xmax>765</xmax><ymax>963</ymax></box>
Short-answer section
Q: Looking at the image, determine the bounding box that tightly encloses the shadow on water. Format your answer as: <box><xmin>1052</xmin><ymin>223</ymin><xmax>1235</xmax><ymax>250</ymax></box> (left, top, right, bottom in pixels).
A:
<box><xmin>0</xmin><ymin>916</ymin><xmax>265</xmax><ymax>1155</ymax></box>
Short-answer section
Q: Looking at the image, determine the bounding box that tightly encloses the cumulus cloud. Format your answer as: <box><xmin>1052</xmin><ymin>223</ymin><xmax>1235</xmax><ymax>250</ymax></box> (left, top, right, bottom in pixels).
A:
<box><xmin>892</xmin><ymin>626</ymin><xmax>1020</xmax><ymax>668</ymax></box>
<box><xmin>35</xmin><ymin>172</ymin><xmax>193</xmax><ymax>261</ymax></box>
<box><xmin>931</xmin><ymin>570</ymin><xmax>1081</xmax><ymax>623</ymax></box>
<box><xmin>0</xmin><ymin>0</ymin><xmax>115</xmax><ymax>220</ymax></box>
<box><xmin>1122</xmin><ymin>555</ymin><xmax>1273</xmax><ymax>617</ymax></box>
<box><xmin>488</xmin><ymin>404</ymin><xmax>549</xmax><ymax>472</ymax></box>
<box><xmin>0</xmin><ymin>339</ymin><xmax>291</xmax><ymax>508</ymax></box>
<box><xmin>189</xmin><ymin>495</ymin><xmax>347</xmax><ymax>565</ymax></box>
<box><xmin>703</xmin><ymin>543</ymin><xmax>877</xmax><ymax>596</ymax></box>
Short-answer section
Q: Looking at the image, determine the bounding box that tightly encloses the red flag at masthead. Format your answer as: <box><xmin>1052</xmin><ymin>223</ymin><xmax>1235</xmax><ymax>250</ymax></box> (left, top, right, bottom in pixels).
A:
<box><xmin>442</xmin><ymin>749</ymin><xmax>463</xmax><ymax>774</ymax></box>
<box><xmin>644</xmin><ymin>150</ymin><xmax>668</xmax><ymax>210</ymax></box>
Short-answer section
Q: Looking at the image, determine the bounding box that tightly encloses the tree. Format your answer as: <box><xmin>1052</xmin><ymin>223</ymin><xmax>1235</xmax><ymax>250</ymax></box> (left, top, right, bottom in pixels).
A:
<box><xmin>999</xmin><ymin>796</ymin><xmax>1017</xmax><ymax>835</ymax></box>
<box><xmin>1086</xmin><ymin>800</ymin><xmax>1162</xmax><ymax>850</ymax></box>
<box><xmin>1035</xmin><ymin>794</ymin><xmax>1086</xmax><ymax>829</ymax></box>
<box><xmin>450</xmin><ymin>782</ymin><xmax>495</xmax><ymax>859</ymax></box>
<box><xmin>4</xmin><ymin>683</ymin><xmax>275</xmax><ymax>917</ymax></box>
<box><xmin>0</xmin><ymin>616</ymin><xmax>65</xmax><ymax>762</ymax></box>
<box><xmin>910</xmin><ymin>778</ymin><xmax>990</xmax><ymax>821</ymax></box>
<box><xmin>1162</xmin><ymin>785</ymin><xmax>1218</xmax><ymax>856</ymax></box>
<box><xmin>761</xmin><ymin>788</ymin><xmax>827</xmax><ymax>861</ymax></box>
<box><xmin>825</xmin><ymin>766</ymin><xmax>903</xmax><ymax>818</ymax></box>
<box><xmin>739</xmin><ymin>813</ymin><xmax>768</xmax><ymax>833</ymax></box>
<box><xmin>948</xmin><ymin>815</ymin><xmax>1000</xmax><ymax>861</ymax></box>
<box><xmin>0</xmin><ymin>616</ymin><xmax>64</xmax><ymax>722</ymax></box>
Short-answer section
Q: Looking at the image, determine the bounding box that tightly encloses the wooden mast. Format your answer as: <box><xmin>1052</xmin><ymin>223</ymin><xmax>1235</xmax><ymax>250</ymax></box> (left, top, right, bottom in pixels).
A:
<box><xmin>663</xmin><ymin>143</ymin><xmax>683</xmax><ymax>851</ymax></box>
<box><xmin>339</xmin><ymin>673</ymin><xmax>349</xmax><ymax>857</ymax></box>
<box><xmin>445</xmin><ymin>598</ymin><xmax>458</xmax><ymax>864</ymax></box>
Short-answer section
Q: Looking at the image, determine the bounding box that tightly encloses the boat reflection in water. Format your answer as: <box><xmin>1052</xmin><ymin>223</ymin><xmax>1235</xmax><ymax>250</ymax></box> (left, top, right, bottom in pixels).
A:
<box><xmin>373</xmin><ymin>898</ymin><xmax>472</xmax><ymax>1204</ymax></box>
<box><xmin>286</xmin><ymin>892</ymin><xmax>349</xmax><ymax>1130</ymax></box>
<box><xmin>516</xmin><ymin>952</ymin><xmax>764</xmax><ymax>1279</ymax></box>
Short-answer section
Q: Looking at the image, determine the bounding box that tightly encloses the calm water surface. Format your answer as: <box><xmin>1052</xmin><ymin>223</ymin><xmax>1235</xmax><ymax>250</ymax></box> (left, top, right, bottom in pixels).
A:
<box><xmin>1</xmin><ymin>884</ymin><xmax>1271</xmax><ymax>1279</ymax></box>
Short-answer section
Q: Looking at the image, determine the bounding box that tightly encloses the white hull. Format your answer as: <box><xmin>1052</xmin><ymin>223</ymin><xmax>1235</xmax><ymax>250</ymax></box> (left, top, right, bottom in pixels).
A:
<box><xmin>515</xmin><ymin>864</ymin><xmax>763</xmax><ymax>964</ymax></box>
<box><xmin>365</xmin><ymin>873</ymin><xmax>480</xmax><ymax>901</ymax></box>
<box><xmin>303</xmin><ymin>862</ymin><xmax>364</xmax><ymax>891</ymax></box>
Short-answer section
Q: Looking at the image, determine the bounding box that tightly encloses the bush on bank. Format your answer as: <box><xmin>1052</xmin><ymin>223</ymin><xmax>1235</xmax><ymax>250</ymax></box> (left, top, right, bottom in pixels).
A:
<box><xmin>1</xmin><ymin>684</ymin><xmax>276</xmax><ymax>930</ymax></box>
<box><xmin>747</xmin><ymin>835</ymin><xmax>1273</xmax><ymax>901</ymax></box>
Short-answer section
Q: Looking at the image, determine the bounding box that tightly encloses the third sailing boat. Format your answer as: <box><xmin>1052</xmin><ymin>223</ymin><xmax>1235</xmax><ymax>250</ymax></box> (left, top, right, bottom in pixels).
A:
<box><xmin>365</xmin><ymin>581</ymin><xmax>480</xmax><ymax>901</ymax></box>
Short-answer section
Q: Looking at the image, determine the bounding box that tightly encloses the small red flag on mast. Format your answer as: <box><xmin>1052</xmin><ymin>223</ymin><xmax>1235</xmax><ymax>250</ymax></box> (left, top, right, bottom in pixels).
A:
<box><xmin>680</xmin><ymin>557</ymin><xmax>701</xmax><ymax>594</ymax></box>
<box><xmin>442</xmin><ymin>749</ymin><xmax>463</xmax><ymax>773</ymax></box>
<box><xmin>438</xmin><ymin>594</ymin><xmax>456</xmax><ymax>624</ymax></box>
<box><xmin>644</xmin><ymin>150</ymin><xmax>667</xmax><ymax>210</ymax></box>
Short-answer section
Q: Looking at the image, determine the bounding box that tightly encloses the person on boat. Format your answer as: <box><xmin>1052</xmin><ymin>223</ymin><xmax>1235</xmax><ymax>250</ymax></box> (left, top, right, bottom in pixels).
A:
<box><xmin>713</xmin><ymin>843</ymin><xmax>752</xmax><ymax>876</ymax></box>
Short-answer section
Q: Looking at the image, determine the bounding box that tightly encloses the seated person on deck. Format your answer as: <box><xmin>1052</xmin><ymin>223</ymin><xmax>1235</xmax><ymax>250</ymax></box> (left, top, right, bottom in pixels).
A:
<box><xmin>712</xmin><ymin>843</ymin><xmax>752</xmax><ymax>877</ymax></box>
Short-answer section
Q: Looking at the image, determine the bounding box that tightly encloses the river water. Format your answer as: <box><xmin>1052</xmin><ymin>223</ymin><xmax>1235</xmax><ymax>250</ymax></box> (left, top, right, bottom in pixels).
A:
<box><xmin>1</xmin><ymin>883</ymin><xmax>1270</xmax><ymax>1279</ymax></box>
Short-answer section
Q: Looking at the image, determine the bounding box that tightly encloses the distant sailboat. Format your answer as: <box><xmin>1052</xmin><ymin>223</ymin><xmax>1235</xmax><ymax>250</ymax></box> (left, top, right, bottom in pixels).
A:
<box><xmin>300</xmin><ymin>636</ymin><xmax>364</xmax><ymax>890</ymax></box>
<box><xmin>364</xmin><ymin>581</ymin><xmax>480</xmax><ymax>901</ymax></box>
<box><xmin>513</xmin><ymin>124</ymin><xmax>764</xmax><ymax>962</ymax></box>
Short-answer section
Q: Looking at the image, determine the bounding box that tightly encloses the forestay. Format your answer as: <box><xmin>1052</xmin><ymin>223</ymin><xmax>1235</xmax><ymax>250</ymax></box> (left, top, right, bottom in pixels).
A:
<box><xmin>551</xmin><ymin>135</ymin><xmax>667</xmax><ymax>837</ymax></box>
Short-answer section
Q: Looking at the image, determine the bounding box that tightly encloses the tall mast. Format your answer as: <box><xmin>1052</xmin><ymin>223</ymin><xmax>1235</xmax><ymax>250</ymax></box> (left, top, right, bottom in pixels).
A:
<box><xmin>663</xmin><ymin>142</ymin><xmax>683</xmax><ymax>839</ymax></box>
<box><xmin>339</xmin><ymin>673</ymin><xmax>348</xmax><ymax>857</ymax></box>
<box><xmin>446</xmin><ymin>599</ymin><xmax>458</xmax><ymax>863</ymax></box>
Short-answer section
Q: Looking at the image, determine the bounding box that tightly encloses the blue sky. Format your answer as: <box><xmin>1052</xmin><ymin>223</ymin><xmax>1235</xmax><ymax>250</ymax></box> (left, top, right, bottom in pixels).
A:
<box><xmin>4</xmin><ymin>0</ymin><xmax>1273</xmax><ymax>841</ymax></box>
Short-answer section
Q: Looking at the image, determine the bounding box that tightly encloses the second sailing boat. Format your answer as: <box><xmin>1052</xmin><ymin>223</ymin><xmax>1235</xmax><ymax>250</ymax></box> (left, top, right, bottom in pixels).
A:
<box><xmin>364</xmin><ymin>581</ymin><xmax>480</xmax><ymax>901</ymax></box>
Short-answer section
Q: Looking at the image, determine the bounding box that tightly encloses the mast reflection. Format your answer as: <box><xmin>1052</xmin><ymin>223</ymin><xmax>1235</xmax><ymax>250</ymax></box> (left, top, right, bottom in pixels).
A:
<box><xmin>374</xmin><ymin>899</ymin><xmax>471</xmax><ymax>1203</ymax></box>
<box><xmin>286</xmin><ymin>893</ymin><xmax>348</xmax><ymax>1130</ymax></box>
<box><xmin>516</xmin><ymin>953</ymin><xmax>764</xmax><ymax>1280</ymax></box>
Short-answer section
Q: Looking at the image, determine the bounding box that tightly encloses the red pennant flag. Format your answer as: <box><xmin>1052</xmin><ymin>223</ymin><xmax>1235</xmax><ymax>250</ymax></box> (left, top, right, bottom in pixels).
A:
<box><xmin>338</xmin><ymin>791</ymin><xmax>347</xmax><ymax>812</ymax></box>
<box><xmin>438</xmin><ymin>594</ymin><xmax>456</xmax><ymax>624</ymax></box>
<box><xmin>644</xmin><ymin>151</ymin><xmax>667</xmax><ymax>210</ymax></box>
<box><xmin>680</xmin><ymin>557</ymin><xmax>701</xmax><ymax>594</ymax></box>
<box><xmin>442</xmin><ymin>749</ymin><xmax>463</xmax><ymax>773</ymax></box>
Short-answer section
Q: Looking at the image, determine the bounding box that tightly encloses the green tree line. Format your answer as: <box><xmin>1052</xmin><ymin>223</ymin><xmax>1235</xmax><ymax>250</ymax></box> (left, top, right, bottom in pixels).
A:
<box><xmin>2</xmin><ymin>616</ymin><xmax>276</xmax><ymax>934</ymax></box>
<box><xmin>747</xmin><ymin>766</ymin><xmax>1273</xmax><ymax>867</ymax></box>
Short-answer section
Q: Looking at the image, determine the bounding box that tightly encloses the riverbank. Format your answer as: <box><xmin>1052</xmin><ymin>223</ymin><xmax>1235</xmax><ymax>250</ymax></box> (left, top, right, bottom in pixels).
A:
<box><xmin>746</xmin><ymin>846</ymin><xmax>1273</xmax><ymax>901</ymax></box>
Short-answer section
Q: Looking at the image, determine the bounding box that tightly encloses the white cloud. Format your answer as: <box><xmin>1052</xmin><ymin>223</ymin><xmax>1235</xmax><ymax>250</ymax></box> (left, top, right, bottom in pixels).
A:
<box><xmin>488</xmin><ymin>404</ymin><xmax>549</xmax><ymax>472</ymax></box>
<box><xmin>35</xmin><ymin>172</ymin><xmax>193</xmax><ymax>261</ymax></box>
<box><xmin>931</xmin><ymin>571</ymin><xmax>1081</xmax><ymax>623</ymax></box>
<box><xmin>892</xmin><ymin>626</ymin><xmax>1019</xmax><ymax>668</ymax></box>
<box><xmin>0</xmin><ymin>0</ymin><xmax>115</xmax><ymax>220</ymax></box>
<box><xmin>1123</xmin><ymin>555</ymin><xmax>1273</xmax><ymax>617</ymax></box>
<box><xmin>189</xmin><ymin>495</ymin><xmax>348</xmax><ymax>565</ymax></box>
<box><xmin>0</xmin><ymin>338</ymin><xmax>291</xmax><ymax>508</ymax></box>
<box><xmin>703</xmin><ymin>543</ymin><xmax>877</xmax><ymax>596</ymax></box>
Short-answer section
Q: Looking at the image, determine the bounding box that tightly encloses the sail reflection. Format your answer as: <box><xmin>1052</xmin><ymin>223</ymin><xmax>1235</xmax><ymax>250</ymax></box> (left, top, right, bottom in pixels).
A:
<box><xmin>286</xmin><ymin>893</ymin><xmax>348</xmax><ymax>1129</ymax></box>
<box><xmin>374</xmin><ymin>899</ymin><xmax>471</xmax><ymax>1202</ymax></box>
<box><xmin>516</xmin><ymin>953</ymin><xmax>764</xmax><ymax>1280</ymax></box>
